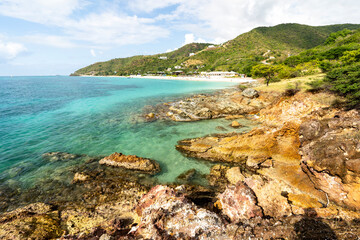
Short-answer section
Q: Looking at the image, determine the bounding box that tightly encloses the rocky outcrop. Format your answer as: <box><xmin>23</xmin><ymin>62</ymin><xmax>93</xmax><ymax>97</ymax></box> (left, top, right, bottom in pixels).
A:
<box><xmin>142</xmin><ymin>88</ymin><xmax>281</xmax><ymax>122</ymax></box>
<box><xmin>0</xmin><ymin>203</ymin><xmax>62</xmax><ymax>240</ymax></box>
<box><xmin>99</xmin><ymin>152</ymin><xmax>161</xmax><ymax>174</ymax></box>
<box><xmin>134</xmin><ymin>185</ymin><xmax>227</xmax><ymax>239</ymax></box>
<box><xmin>300</xmin><ymin>110</ymin><xmax>360</xmax><ymax>211</ymax></box>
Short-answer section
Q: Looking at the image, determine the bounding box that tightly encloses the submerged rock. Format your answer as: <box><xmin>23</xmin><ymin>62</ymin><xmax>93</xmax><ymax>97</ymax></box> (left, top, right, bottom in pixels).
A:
<box><xmin>42</xmin><ymin>152</ymin><xmax>82</xmax><ymax>162</ymax></box>
<box><xmin>176</xmin><ymin>168</ymin><xmax>197</xmax><ymax>182</ymax></box>
<box><xmin>99</xmin><ymin>152</ymin><xmax>161</xmax><ymax>174</ymax></box>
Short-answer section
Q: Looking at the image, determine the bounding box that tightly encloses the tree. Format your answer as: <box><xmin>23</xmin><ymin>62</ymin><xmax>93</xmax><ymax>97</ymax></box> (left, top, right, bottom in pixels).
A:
<box><xmin>251</xmin><ymin>64</ymin><xmax>280</xmax><ymax>86</ymax></box>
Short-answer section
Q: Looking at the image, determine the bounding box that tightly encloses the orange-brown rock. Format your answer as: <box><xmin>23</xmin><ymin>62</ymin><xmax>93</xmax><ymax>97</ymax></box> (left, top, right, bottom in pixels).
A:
<box><xmin>99</xmin><ymin>152</ymin><xmax>161</xmax><ymax>174</ymax></box>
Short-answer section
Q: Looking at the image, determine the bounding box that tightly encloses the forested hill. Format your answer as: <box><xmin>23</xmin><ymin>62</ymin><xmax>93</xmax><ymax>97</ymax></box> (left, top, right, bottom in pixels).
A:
<box><xmin>72</xmin><ymin>23</ymin><xmax>360</xmax><ymax>76</ymax></box>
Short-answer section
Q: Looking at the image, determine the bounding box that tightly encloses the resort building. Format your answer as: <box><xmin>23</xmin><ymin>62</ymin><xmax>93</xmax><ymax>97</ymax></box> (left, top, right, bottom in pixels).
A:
<box><xmin>200</xmin><ymin>71</ymin><xmax>237</xmax><ymax>78</ymax></box>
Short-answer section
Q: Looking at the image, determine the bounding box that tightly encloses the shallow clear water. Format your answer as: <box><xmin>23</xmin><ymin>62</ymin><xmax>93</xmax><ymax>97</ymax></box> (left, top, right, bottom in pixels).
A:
<box><xmin>0</xmin><ymin>76</ymin><xmax>253</xmax><ymax>187</ymax></box>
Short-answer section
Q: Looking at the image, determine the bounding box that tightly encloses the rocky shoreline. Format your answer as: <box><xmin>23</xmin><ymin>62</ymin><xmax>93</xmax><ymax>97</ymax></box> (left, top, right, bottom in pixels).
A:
<box><xmin>1</xmin><ymin>85</ymin><xmax>360</xmax><ymax>239</ymax></box>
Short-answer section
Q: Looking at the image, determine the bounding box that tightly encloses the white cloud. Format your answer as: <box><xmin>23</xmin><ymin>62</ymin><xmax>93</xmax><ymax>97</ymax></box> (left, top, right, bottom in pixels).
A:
<box><xmin>0</xmin><ymin>0</ymin><xmax>87</xmax><ymax>25</ymax></box>
<box><xmin>0</xmin><ymin>0</ymin><xmax>169</xmax><ymax>47</ymax></box>
<box><xmin>65</xmin><ymin>12</ymin><xmax>169</xmax><ymax>45</ymax></box>
<box><xmin>1</xmin><ymin>0</ymin><xmax>360</xmax><ymax>51</ymax></box>
<box><xmin>183</xmin><ymin>33</ymin><xmax>206</xmax><ymax>45</ymax></box>
<box><xmin>0</xmin><ymin>39</ymin><xmax>27</xmax><ymax>60</ymax></box>
<box><xmin>128</xmin><ymin>0</ymin><xmax>181</xmax><ymax>13</ymax></box>
<box><xmin>90</xmin><ymin>49</ymin><xmax>96</xmax><ymax>57</ymax></box>
<box><xmin>24</xmin><ymin>35</ymin><xmax>77</xmax><ymax>48</ymax></box>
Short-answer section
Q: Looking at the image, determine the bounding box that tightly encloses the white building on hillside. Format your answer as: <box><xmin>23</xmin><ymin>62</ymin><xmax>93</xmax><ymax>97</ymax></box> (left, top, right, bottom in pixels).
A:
<box><xmin>159</xmin><ymin>56</ymin><xmax>168</xmax><ymax>60</ymax></box>
<box><xmin>200</xmin><ymin>71</ymin><xmax>237</xmax><ymax>78</ymax></box>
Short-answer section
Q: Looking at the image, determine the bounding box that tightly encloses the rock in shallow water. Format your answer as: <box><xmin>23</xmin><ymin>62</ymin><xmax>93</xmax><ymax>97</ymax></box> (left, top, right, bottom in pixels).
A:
<box><xmin>99</xmin><ymin>152</ymin><xmax>161</xmax><ymax>174</ymax></box>
<box><xmin>42</xmin><ymin>152</ymin><xmax>82</xmax><ymax>162</ymax></box>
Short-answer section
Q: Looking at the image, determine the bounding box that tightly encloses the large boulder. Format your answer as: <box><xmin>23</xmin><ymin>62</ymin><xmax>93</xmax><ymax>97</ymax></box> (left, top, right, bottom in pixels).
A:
<box><xmin>99</xmin><ymin>152</ymin><xmax>161</xmax><ymax>174</ymax></box>
<box><xmin>134</xmin><ymin>185</ymin><xmax>227</xmax><ymax>239</ymax></box>
<box><xmin>217</xmin><ymin>181</ymin><xmax>263</xmax><ymax>222</ymax></box>
<box><xmin>242</xmin><ymin>88</ymin><xmax>259</xmax><ymax>99</ymax></box>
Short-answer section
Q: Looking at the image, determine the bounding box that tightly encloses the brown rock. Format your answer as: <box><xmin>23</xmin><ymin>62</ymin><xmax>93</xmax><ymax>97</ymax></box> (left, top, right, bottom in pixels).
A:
<box><xmin>72</xmin><ymin>172</ymin><xmax>90</xmax><ymax>183</ymax></box>
<box><xmin>244</xmin><ymin>176</ymin><xmax>293</xmax><ymax>218</ymax></box>
<box><xmin>99</xmin><ymin>152</ymin><xmax>161</xmax><ymax>174</ymax></box>
<box><xmin>225</xmin><ymin>167</ymin><xmax>245</xmax><ymax>185</ymax></box>
<box><xmin>135</xmin><ymin>185</ymin><xmax>227</xmax><ymax>239</ymax></box>
<box><xmin>217</xmin><ymin>181</ymin><xmax>263</xmax><ymax>222</ymax></box>
<box><xmin>231</xmin><ymin>120</ymin><xmax>242</xmax><ymax>128</ymax></box>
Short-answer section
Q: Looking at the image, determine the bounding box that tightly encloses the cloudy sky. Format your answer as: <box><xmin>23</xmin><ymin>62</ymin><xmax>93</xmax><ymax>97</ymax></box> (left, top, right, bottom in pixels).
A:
<box><xmin>0</xmin><ymin>0</ymin><xmax>359</xmax><ymax>75</ymax></box>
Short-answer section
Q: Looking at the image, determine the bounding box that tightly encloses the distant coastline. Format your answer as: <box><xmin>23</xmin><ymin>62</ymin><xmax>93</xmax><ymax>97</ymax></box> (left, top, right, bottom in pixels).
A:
<box><xmin>78</xmin><ymin>74</ymin><xmax>255</xmax><ymax>83</ymax></box>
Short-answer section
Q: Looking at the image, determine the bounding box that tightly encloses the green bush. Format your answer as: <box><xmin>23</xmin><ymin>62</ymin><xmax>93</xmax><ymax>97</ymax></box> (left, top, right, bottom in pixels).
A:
<box><xmin>324</xmin><ymin>63</ymin><xmax>360</xmax><ymax>107</ymax></box>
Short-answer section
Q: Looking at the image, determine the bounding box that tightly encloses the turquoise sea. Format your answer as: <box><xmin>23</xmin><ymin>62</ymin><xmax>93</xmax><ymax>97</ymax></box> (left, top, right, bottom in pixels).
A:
<box><xmin>0</xmin><ymin>76</ymin><xmax>254</xmax><ymax>190</ymax></box>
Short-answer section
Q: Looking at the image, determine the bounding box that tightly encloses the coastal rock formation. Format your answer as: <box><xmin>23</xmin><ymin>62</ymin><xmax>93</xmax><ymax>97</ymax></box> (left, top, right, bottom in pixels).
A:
<box><xmin>0</xmin><ymin>203</ymin><xmax>62</xmax><ymax>240</ymax></box>
<box><xmin>134</xmin><ymin>185</ymin><xmax>227</xmax><ymax>239</ymax></box>
<box><xmin>217</xmin><ymin>181</ymin><xmax>263</xmax><ymax>222</ymax></box>
<box><xmin>142</xmin><ymin>88</ymin><xmax>281</xmax><ymax>122</ymax></box>
<box><xmin>99</xmin><ymin>152</ymin><xmax>161</xmax><ymax>174</ymax></box>
<box><xmin>300</xmin><ymin>110</ymin><xmax>360</xmax><ymax>211</ymax></box>
<box><xmin>42</xmin><ymin>152</ymin><xmax>82</xmax><ymax>162</ymax></box>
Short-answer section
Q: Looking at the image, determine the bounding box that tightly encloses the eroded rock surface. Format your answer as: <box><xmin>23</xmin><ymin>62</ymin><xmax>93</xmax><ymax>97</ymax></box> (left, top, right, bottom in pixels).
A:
<box><xmin>142</xmin><ymin>88</ymin><xmax>280</xmax><ymax>122</ymax></box>
<box><xmin>300</xmin><ymin>110</ymin><xmax>360</xmax><ymax>211</ymax></box>
<box><xmin>217</xmin><ymin>181</ymin><xmax>263</xmax><ymax>222</ymax></box>
<box><xmin>135</xmin><ymin>185</ymin><xmax>227</xmax><ymax>239</ymax></box>
<box><xmin>99</xmin><ymin>152</ymin><xmax>161</xmax><ymax>174</ymax></box>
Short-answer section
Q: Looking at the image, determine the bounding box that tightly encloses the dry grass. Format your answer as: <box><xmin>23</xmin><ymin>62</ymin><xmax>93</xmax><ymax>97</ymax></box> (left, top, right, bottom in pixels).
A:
<box><xmin>254</xmin><ymin>74</ymin><xmax>325</xmax><ymax>93</ymax></box>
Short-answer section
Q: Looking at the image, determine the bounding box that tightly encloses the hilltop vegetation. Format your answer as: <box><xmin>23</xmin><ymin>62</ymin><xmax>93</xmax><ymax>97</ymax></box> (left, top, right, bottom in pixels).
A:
<box><xmin>249</xmin><ymin>27</ymin><xmax>360</xmax><ymax>108</ymax></box>
<box><xmin>72</xmin><ymin>23</ymin><xmax>360</xmax><ymax>76</ymax></box>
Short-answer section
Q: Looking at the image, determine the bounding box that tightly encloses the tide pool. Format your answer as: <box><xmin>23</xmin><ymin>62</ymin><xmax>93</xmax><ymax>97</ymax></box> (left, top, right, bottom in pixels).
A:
<box><xmin>0</xmin><ymin>76</ymin><xmax>253</xmax><ymax>187</ymax></box>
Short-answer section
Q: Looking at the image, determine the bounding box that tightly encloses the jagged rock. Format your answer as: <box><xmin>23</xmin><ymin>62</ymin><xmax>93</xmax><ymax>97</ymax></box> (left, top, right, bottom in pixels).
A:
<box><xmin>143</xmin><ymin>88</ymin><xmax>280</xmax><ymax>122</ymax></box>
<box><xmin>135</xmin><ymin>185</ymin><xmax>227</xmax><ymax>239</ymax></box>
<box><xmin>99</xmin><ymin>152</ymin><xmax>161</xmax><ymax>174</ymax></box>
<box><xmin>217</xmin><ymin>181</ymin><xmax>263</xmax><ymax>222</ymax></box>
<box><xmin>42</xmin><ymin>152</ymin><xmax>81</xmax><ymax>162</ymax></box>
<box><xmin>242</xmin><ymin>88</ymin><xmax>259</xmax><ymax>98</ymax></box>
<box><xmin>225</xmin><ymin>167</ymin><xmax>245</xmax><ymax>185</ymax></box>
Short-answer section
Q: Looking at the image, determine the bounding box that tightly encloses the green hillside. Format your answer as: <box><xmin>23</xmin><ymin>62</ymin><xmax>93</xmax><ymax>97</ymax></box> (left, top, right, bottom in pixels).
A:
<box><xmin>72</xmin><ymin>23</ymin><xmax>360</xmax><ymax>76</ymax></box>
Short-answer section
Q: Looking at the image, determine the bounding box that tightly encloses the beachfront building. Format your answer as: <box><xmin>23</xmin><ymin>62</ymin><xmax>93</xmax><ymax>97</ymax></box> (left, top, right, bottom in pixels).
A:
<box><xmin>200</xmin><ymin>71</ymin><xmax>237</xmax><ymax>78</ymax></box>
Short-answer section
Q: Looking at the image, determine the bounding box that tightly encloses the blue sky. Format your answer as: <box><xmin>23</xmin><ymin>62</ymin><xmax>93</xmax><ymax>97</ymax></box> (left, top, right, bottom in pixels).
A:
<box><xmin>0</xmin><ymin>0</ymin><xmax>359</xmax><ymax>76</ymax></box>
